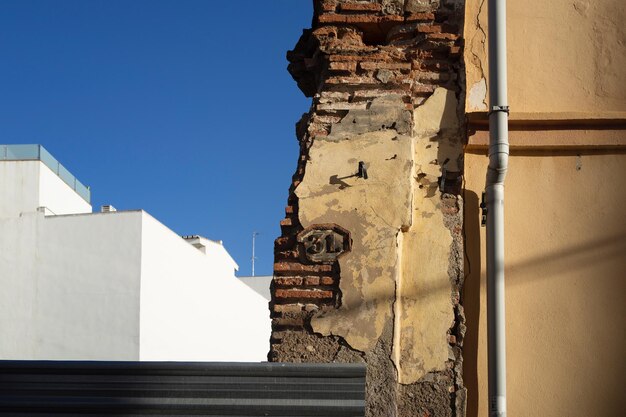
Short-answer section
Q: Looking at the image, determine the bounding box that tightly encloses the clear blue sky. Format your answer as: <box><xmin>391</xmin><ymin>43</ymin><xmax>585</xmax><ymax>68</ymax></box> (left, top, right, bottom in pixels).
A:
<box><xmin>0</xmin><ymin>0</ymin><xmax>313</xmax><ymax>276</ymax></box>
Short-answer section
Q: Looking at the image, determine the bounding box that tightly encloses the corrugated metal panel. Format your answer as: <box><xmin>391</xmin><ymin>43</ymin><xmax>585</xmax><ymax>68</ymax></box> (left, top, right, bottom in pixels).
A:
<box><xmin>0</xmin><ymin>360</ymin><xmax>366</xmax><ymax>416</ymax></box>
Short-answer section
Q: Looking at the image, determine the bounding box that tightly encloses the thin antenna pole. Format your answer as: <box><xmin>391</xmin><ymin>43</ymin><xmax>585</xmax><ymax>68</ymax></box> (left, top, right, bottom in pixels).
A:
<box><xmin>251</xmin><ymin>231</ymin><xmax>259</xmax><ymax>276</ymax></box>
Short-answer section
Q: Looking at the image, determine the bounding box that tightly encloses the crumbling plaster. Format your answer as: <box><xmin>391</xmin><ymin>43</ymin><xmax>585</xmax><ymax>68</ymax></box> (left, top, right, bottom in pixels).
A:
<box><xmin>464</xmin><ymin>0</ymin><xmax>626</xmax><ymax>113</ymax></box>
<box><xmin>295</xmin><ymin>88</ymin><xmax>462</xmax><ymax>383</ymax></box>
<box><xmin>393</xmin><ymin>88</ymin><xmax>461</xmax><ymax>384</ymax></box>
<box><xmin>296</xmin><ymin>127</ymin><xmax>413</xmax><ymax>352</ymax></box>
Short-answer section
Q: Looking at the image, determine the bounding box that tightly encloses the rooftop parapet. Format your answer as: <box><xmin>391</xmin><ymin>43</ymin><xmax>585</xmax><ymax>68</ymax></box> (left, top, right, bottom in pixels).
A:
<box><xmin>0</xmin><ymin>144</ymin><xmax>90</xmax><ymax>203</ymax></box>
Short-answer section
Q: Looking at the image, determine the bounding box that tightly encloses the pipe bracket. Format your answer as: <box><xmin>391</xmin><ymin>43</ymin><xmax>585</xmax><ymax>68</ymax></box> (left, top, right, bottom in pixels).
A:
<box><xmin>489</xmin><ymin>105</ymin><xmax>510</xmax><ymax>115</ymax></box>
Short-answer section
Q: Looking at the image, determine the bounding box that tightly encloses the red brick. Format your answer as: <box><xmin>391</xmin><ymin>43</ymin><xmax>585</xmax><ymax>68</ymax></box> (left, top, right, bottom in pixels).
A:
<box><xmin>321</xmin><ymin>1</ymin><xmax>337</xmax><ymax>12</ymax></box>
<box><xmin>279</xmin><ymin>218</ymin><xmax>293</xmax><ymax>227</ymax></box>
<box><xmin>285</xmin><ymin>205</ymin><xmax>295</xmax><ymax>215</ymax></box>
<box><xmin>329</xmin><ymin>61</ymin><xmax>357</xmax><ymax>72</ymax></box>
<box><xmin>326</xmin><ymin>75</ymin><xmax>378</xmax><ymax>85</ymax></box>
<box><xmin>318</xmin><ymin>13</ymin><xmax>347</xmax><ymax>24</ymax></box>
<box><xmin>339</xmin><ymin>3</ymin><xmax>382</xmax><ymax>12</ymax></box>
<box><xmin>417</xmin><ymin>72</ymin><xmax>454</xmax><ymax>82</ymax></box>
<box><xmin>274</xmin><ymin>262</ymin><xmax>333</xmax><ymax>275</ymax></box>
<box><xmin>274</xmin><ymin>277</ymin><xmax>303</xmax><ymax>286</ymax></box>
<box><xmin>329</xmin><ymin>52</ymin><xmax>391</xmax><ymax>62</ymax></box>
<box><xmin>275</xmin><ymin>289</ymin><xmax>334</xmax><ymax>299</ymax></box>
<box><xmin>352</xmin><ymin>88</ymin><xmax>409</xmax><ymax>98</ymax></box>
<box><xmin>344</xmin><ymin>14</ymin><xmax>380</xmax><ymax>24</ymax></box>
<box><xmin>376</xmin><ymin>15</ymin><xmax>404</xmax><ymax>24</ymax></box>
<box><xmin>320</xmin><ymin>14</ymin><xmax>403</xmax><ymax>25</ymax></box>
<box><xmin>413</xmin><ymin>84</ymin><xmax>436</xmax><ymax>94</ymax></box>
<box><xmin>406</xmin><ymin>12</ymin><xmax>435</xmax><ymax>21</ymax></box>
<box><xmin>427</xmin><ymin>33</ymin><xmax>459</xmax><ymax>41</ymax></box>
<box><xmin>304</xmin><ymin>276</ymin><xmax>320</xmax><ymax>286</ymax></box>
<box><xmin>359</xmin><ymin>61</ymin><xmax>411</xmax><ymax>70</ymax></box>
<box><xmin>320</xmin><ymin>276</ymin><xmax>336</xmax><ymax>285</ymax></box>
<box><xmin>416</xmin><ymin>24</ymin><xmax>442</xmax><ymax>33</ymax></box>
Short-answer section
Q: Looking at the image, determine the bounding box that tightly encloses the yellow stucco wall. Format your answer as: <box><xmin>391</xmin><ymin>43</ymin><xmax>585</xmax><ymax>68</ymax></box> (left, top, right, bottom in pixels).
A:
<box><xmin>463</xmin><ymin>150</ymin><xmax>626</xmax><ymax>417</ymax></box>
<box><xmin>464</xmin><ymin>0</ymin><xmax>626</xmax><ymax>113</ymax></box>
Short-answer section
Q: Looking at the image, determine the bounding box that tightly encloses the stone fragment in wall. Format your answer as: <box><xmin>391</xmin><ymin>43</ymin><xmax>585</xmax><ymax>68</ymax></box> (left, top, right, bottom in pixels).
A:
<box><xmin>313</xmin><ymin>26</ymin><xmax>365</xmax><ymax>50</ymax></box>
<box><xmin>329</xmin><ymin>94</ymin><xmax>412</xmax><ymax>140</ymax></box>
<box><xmin>381</xmin><ymin>0</ymin><xmax>404</xmax><ymax>14</ymax></box>
<box><xmin>295</xmin><ymin>129</ymin><xmax>413</xmax><ymax>352</ymax></box>
<box><xmin>375</xmin><ymin>69</ymin><xmax>394</xmax><ymax>83</ymax></box>
<box><xmin>405</xmin><ymin>0</ymin><xmax>440</xmax><ymax>14</ymax></box>
<box><xmin>391</xmin><ymin>87</ymin><xmax>461</xmax><ymax>384</ymax></box>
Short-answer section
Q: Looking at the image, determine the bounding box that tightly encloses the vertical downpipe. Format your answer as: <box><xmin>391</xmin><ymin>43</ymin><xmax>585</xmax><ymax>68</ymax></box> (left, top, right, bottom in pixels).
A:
<box><xmin>486</xmin><ymin>0</ymin><xmax>509</xmax><ymax>416</ymax></box>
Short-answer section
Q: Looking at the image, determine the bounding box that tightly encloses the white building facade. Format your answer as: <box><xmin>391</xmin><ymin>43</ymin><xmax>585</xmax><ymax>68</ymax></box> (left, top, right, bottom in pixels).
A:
<box><xmin>0</xmin><ymin>145</ymin><xmax>269</xmax><ymax>362</ymax></box>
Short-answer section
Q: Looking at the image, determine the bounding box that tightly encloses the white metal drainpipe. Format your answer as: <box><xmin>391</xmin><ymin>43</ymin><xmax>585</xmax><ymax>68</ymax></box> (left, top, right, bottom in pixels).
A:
<box><xmin>486</xmin><ymin>0</ymin><xmax>509</xmax><ymax>416</ymax></box>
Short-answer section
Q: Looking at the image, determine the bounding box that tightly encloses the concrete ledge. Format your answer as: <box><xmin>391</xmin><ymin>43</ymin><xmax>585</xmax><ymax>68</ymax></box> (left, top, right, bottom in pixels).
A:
<box><xmin>467</xmin><ymin>128</ymin><xmax>626</xmax><ymax>151</ymax></box>
<box><xmin>467</xmin><ymin>111</ymin><xmax>626</xmax><ymax>128</ymax></box>
<box><xmin>466</xmin><ymin>111</ymin><xmax>626</xmax><ymax>150</ymax></box>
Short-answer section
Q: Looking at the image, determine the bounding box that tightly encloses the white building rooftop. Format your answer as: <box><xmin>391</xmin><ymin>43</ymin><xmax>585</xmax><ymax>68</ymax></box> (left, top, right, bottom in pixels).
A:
<box><xmin>0</xmin><ymin>145</ymin><xmax>269</xmax><ymax>362</ymax></box>
<box><xmin>1</xmin><ymin>144</ymin><xmax>90</xmax><ymax>203</ymax></box>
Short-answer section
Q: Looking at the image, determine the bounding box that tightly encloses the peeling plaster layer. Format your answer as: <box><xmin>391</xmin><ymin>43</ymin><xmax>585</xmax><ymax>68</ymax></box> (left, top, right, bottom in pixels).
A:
<box><xmin>296</xmin><ymin>88</ymin><xmax>462</xmax><ymax>383</ymax></box>
<box><xmin>468</xmin><ymin>78</ymin><xmax>487</xmax><ymax>111</ymax></box>
<box><xmin>392</xmin><ymin>88</ymin><xmax>462</xmax><ymax>384</ymax></box>
<box><xmin>296</xmin><ymin>129</ymin><xmax>413</xmax><ymax>352</ymax></box>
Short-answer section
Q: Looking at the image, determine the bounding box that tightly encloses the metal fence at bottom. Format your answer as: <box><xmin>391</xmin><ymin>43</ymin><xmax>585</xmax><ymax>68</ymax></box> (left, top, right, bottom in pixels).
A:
<box><xmin>0</xmin><ymin>360</ymin><xmax>366</xmax><ymax>416</ymax></box>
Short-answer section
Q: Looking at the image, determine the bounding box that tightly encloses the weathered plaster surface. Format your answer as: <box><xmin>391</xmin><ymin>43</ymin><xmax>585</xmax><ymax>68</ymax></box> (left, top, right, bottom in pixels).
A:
<box><xmin>296</xmin><ymin>128</ymin><xmax>413</xmax><ymax>352</ymax></box>
<box><xmin>393</xmin><ymin>88</ymin><xmax>461</xmax><ymax>384</ymax></box>
<box><xmin>464</xmin><ymin>0</ymin><xmax>626</xmax><ymax>113</ymax></box>
<box><xmin>296</xmin><ymin>89</ymin><xmax>462</xmax><ymax>383</ymax></box>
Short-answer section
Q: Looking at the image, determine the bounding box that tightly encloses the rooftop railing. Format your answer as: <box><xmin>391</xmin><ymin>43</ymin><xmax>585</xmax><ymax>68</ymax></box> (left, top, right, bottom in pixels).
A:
<box><xmin>0</xmin><ymin>144</ymin><xmax>91</xmax><ymax>203</ymax></box>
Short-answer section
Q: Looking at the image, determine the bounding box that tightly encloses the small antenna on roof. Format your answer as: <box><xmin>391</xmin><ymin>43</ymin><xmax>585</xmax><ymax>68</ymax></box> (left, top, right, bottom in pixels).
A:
<box><xmin>251</xmin><ymin>231</ymin><xmax>259</xmax><ymax>276</ymax></box>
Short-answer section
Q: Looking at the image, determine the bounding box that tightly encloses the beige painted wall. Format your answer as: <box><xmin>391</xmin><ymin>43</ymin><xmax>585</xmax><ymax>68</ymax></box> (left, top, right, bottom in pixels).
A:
<box><xmin>463</xmin><ymin>150</ymin><xmax>626</xmax><ymax>417</ymax></box>
<box><xmin>464</xmin><ymin>0</ymin><xmax>626</xmax><ymax>113</ymax></box>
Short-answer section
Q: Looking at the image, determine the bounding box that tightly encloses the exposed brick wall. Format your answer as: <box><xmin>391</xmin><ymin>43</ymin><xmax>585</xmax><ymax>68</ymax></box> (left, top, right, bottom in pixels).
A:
<box><xmin>271</xmin><ymin>1</ymin><xmax>466</xmax><ymax>415</ymax></box>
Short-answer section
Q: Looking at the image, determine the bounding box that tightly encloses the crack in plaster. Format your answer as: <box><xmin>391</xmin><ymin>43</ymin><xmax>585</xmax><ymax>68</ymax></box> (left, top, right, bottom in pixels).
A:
<box><xmin>468</xmin><ymin>0</ymin><xmax>488</xmax><ymax>110</ymax></box>
<box><xmin>391</xmin><ymin>229</ymin><xmax>403</xmax><ymax>379</ymax></box>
